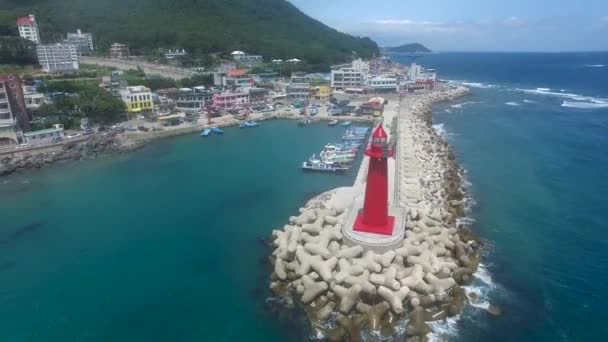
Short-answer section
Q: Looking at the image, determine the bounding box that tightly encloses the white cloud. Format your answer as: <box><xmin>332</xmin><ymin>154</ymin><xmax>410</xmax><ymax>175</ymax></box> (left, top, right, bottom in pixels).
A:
<box><xmin>503</xmin><ymin>16</ymin><xmax>527</xmax><ymax>27</ymax></box>
<box><xmin>369</xmin><ymin>19</ymin><xmax>463</xmax><ymax>34</ymax></box>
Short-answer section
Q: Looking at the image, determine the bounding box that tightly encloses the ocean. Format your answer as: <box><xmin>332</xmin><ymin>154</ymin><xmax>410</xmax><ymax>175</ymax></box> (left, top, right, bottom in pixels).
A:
<box><xmin>2</xmin><ymin>53</ymin><xmax>607</xmax><ymax>342</ymax></box>
<box><xmin>392</xmin><ymin>52</ymin><xmax>608</xmax><ymax>341</ymax></box>
<box><xmin>0</xmin><ymin>121</ymin><xmax>362</xmax><ymax>341</ymax></box>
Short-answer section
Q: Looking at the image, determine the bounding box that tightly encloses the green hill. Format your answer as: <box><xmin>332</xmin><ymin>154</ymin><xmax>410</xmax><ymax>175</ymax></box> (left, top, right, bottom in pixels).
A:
<box><xmin>384</xmin><ymin>43</ymin><xmax>431</xmax><ymax>54</ymax></box>
<box><xmin>0</xmin><ymin>0</ymin><xmax>379</xmax><ymax>68</ymax></box>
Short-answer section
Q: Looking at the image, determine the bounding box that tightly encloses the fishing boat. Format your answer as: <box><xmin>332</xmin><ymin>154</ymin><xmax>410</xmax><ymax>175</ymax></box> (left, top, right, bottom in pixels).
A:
<box><xmin>340</xmin><ymin>121</ymin><xmax>352</xmax><ymax>127</ymax></box>
<box><xmin>213</xmin><ymin>127</ymin><xmax>224</xmax><ymax>134</ymax></box>
<box><xmin>298</xmin><ymin>118</ymin><xmax>313</xmax><ymax>126</ymax></box>
<box><xmin>201</xmin><ymin>128</ymin><xmax>212</xmax><ymax>136</ymax></box>
<box><xmin>245</xmin><ymin>121</ymin><xmax>259</xmax><ymax>127</ymax></box>
<box><xmin>302</xmin><ymin>160</ymin><xmax>349</xmax><ymax>173</ymax></box>
<box><xmin>328</xmin><ymin>119</ymin><xmax>339</xmax><ymax>126</ymax></box>
<box><xmin>239</xmin><ymin>122</ymin><xmax>247</xmax><ymax>129</ymax></box>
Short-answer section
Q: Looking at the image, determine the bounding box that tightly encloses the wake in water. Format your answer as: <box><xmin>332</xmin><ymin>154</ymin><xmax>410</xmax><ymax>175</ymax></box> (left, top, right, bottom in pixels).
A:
<box><xmin>584</xmin><ymin>64</ymin><xmax>605</xmax><ymax>68</ymax></box>
<box><xmin>505</xmin><ymin>102</ymin><xmax>520</xmax><ymax>106</ymax></box>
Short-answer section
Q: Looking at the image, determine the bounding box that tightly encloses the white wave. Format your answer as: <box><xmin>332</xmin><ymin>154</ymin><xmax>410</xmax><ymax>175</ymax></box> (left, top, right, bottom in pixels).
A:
<box><xmin>561</xmin><ymin>101</ymin><xmax>608</xmax><ymax>109</ymax></box>
<box><xmin>433</xmin><ymin>123</ymin><xmax>448</xmax><ymax>138</ymax></box>
<box><xmin>516</xmin><ymin>87</ymin><xmax>608</xmax><ymax>105</ymax></box>
<box><xmin>444</xmin><ymin>109</ymin><xmax>452</xmax><ymax>113</ymax></box>
<box><xmin>451</xmin><ymin>101</ymin><xmax>479</xmax><ymax>108</ymax></box>
<box><xmin>505</xmin><ymin>101</ymin><xmax>520</xmax><ymax>106</ymax></box>
<box><xmin>475</xmin><ymin>264</ymin><xmax>494</xmax><ymax>286</ymax></box>
<box><xmin>429</xmin><ymin>316</ymin><xmax>460</xmax><ymax>342</ymax></box>
<box><xmin>584</xmin><ymin>64</ymin><xmax>605</xmax><ymax>68</ymax></box>
<box><xmin>523</xmin><ymin>99</ymin><xmax>536</xmax><ymax>103</ymax></box>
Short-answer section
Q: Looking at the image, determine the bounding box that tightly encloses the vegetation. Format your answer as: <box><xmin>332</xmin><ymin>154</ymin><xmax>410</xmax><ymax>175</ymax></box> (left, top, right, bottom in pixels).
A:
<box><xmin>0</xmin><ymin>36</ymin><xmax>37</xmax><ymax>65</ymax></box>
<box><xmin>36</xmin><ymin>81</ymin><xmax>126</xmax><ymax>125</ymax></box>
<box><xmin>0</xmin><ymin>0</ymin><xmax>379</xmax><ymax>67</ymax></box>
<box><xmin>384</xmin><ymin>43</ymin><xmax>432</xmax><ymax>54</ymax></box>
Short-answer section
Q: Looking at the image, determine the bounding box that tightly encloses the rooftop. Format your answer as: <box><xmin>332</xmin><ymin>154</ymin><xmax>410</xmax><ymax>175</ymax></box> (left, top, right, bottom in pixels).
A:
<box><xmin>17</xmin><ymin>15</ymin><xmax>36</xmax><ymax>25</ymax></box>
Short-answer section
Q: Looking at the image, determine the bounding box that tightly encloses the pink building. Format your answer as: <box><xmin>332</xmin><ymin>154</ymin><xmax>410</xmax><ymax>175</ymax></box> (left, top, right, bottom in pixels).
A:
<box><xmin>212</xmin><ymin>91</ymin><xmax>249</xmax><ymax>108</ymax></box>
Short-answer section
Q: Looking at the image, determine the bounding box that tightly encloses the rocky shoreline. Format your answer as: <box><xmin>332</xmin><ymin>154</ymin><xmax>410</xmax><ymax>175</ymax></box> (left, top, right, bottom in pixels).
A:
<box><xmin>0</xmin><ymin>133</ymin><xmax>131</xmax><ymax>177</ymax></box>
<box><xmin>266</xmin><ymin>86</ymin><xmax>485</xmax><ymax>341</ymax></box>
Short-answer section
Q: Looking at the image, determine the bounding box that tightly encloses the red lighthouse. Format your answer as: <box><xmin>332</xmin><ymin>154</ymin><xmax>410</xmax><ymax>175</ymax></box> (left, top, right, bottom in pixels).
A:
<box><xmin>353</xmin><ymin>123</ymin><xmax>395</xmax><ymax>235</ymax></box>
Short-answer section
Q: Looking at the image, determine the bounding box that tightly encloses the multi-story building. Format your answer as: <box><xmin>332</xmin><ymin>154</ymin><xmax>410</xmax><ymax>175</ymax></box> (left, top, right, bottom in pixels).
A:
<box><xmin>120</xmin><ymin>86</ymin><xmax>153</xmax><ymax>113</ymax></box>
<box><xmin>351</xmin><ymin>59</ymin><xmax>370</xmax><ymax>74</ymax></box>
<box><xmin>212</xmin><ymin>91</ymin><xmax>249</xmax><ymax>108</ymax></box>
<box><xmin>231</xmin><ymin>51</ymin><xmax>263</xmax><ymax>67</ymax></box>
<box><xmin>330</xmin><ymin>68</ymin><xmax>364</xmax><ymax>89</ymax></box>
<box><xmin>175</xmin><ymin>86</ymin><xmax>213</xmax><ymax>113</ymax></box>
<box><xmin>23</xmin><ymin>85</ymin><xmax>46</xmax><ymax>110</ymax></box>
<box><xmin>286</xmin><ymin>82</ymin><xmax>311</xmax><ymax>99</ymax></box>
<box><xmin>0</xmin><ymin>74</ymin><xmax>29</xmax><ymax>144</ymax></box>
<box><xmin>311</xmin><ymin>86</ymin><xmax>332</xmax><ymax>101</ymax></box>
<box><xmin>16</xmin><ymin>14</ymin><xmax>40</xmax><ymax>44</ymax></box>
<box><xmin>36</xmin><ymin>44</ymin><xmax>79</xmax><ymax>73</ymax></box>
<box><xmin>110</xmin><ymin>43</ymin><xmax>129</xmax><ymax>59</ymax></box>
<box><xmin>364</xmin><ymin>77</ymin><xmax>398</xmax><ymax>92</ymax></box>
<box><xmin>65</xmin><ymin>29</ymin><xmax>94</xmax><ymax>56</ymax></box>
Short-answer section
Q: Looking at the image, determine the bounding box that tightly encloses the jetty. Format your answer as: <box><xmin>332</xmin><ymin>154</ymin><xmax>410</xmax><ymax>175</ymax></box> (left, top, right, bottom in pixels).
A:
<box><xmin>267</xmin><ymin>85</ymin><xmax>483</xmax><ymax>340</ymax></box>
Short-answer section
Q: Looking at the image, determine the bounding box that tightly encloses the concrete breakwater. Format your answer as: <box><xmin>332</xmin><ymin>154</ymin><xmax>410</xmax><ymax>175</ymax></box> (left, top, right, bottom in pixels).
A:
<box><xmin>266</xmin><ymin>86</ymin><xmax>483</xmax><ymax>341</ymax></box>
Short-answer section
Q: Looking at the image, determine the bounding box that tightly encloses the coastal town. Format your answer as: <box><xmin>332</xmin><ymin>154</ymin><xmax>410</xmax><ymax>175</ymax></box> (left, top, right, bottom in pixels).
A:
<box><xmin>1</xmin><ymin>13</ymin><xmax>440</xmax><ymax>168</ymax></box>
<box><xmin>1</xmin><ymin>11</ymin><xmax>484</xmax><ymax>342</ymax></box>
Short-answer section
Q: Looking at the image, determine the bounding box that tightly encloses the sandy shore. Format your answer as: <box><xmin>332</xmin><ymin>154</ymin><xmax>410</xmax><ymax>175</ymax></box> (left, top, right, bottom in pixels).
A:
<box><xmin>267</xmin><ymin>85</ymin><xmax>486</xmax><ymax>341</ymax></box>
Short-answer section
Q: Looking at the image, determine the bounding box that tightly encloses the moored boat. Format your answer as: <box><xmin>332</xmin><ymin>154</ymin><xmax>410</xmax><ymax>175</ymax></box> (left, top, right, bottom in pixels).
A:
<box><xmin>302</xmin><ymin>160</ymin><xmax>349</xmax><ymax>173</ymax></box>
<box><xmin>328</xmin><ymin>119</ymin><xmax>339</xmax><ymax>126</ymax></box>
<box><xmin>340</xmin><ymin>121</ymin><xmax>352</xmax><ymax>127</ymax></box>
<box><xmin>213</xmin><ymin>127</ymin><xmax>224</xmax><ymax>134</ymax></box>
<box><xmin>201</xmin><ymin>128</ymin><xmax>212</xmax><ymax>136</ymax></box>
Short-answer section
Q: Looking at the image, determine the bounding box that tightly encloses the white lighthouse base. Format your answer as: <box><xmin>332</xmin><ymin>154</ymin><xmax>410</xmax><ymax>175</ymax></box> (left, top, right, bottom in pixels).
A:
<box><xmin>342</xmin><ymin>200</ymin><xmax>406</xmax><ymax>253</ymax></box>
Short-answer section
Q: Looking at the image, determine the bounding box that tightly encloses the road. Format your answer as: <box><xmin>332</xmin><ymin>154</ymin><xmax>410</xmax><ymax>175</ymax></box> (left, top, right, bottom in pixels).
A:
<box><xmin>80</xmin><ymin>57</ymin><xmax>202</xmax><ymax>80</ymax></box>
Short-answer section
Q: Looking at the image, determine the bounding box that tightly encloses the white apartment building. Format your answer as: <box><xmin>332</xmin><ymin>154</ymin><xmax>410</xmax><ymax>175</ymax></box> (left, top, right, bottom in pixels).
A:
<box><xmin>331</xmin><ymin>68</ymin><xmax>364</xmax><ymax>89</ymax></box>
<box><xmin>364</xmin><ymin>76</ymin><xmax>398</xmax><ymax>91</ymax></box>
<box><xmin>352</xmin><ymin>58</ymin><xmax>370</xmax><ymax>74</ymax></box>
<box><xmin>230</xmin><ymin>51</ymin><xmax>263</xmax><ymax>66</ymax></box>
<box><xmin>0</xmin><ymin>81</ymin><xmax>18</xmax><ymax>145</ymax></box>
<box><xmin>36</xmin><ymin>44</ymin><xmax>79</xmax><ymax>73</ymax></box>
<box><xmin>16</xmin><ymin>14</ymin><xmax>40</xmax><ymax>44</ymax></box>
<box><xmin>65</xmin><ymin>29</ymin><xmax>94</xmax><ymax>55</ymax></box>
<box><xmin>23</xmin><ymin>86</ymin><xmax>46</xmax><ymax>110</ymax></box>
<box><xmin>409</xmin><ymin>63</ymin><xmax>422</xmax><ymax>82</ymax></box>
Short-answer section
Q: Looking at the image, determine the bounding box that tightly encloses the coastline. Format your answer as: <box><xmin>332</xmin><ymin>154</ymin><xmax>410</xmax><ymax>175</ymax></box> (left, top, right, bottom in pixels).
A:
<box><xmin>0</xmin><ymin>112</ymin><xmax>374</xmax><ymax>178</ymax></box>
<box><xmin>267</xmin><ymin>85</ymin><xmax>485</xmax><ymax>340</ymax></box>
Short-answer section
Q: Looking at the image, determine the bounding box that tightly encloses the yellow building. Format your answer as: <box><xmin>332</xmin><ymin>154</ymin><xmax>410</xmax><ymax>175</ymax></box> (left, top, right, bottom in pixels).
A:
<box><xmin>311</xmin><ymin>86</ymin><xmax>332</xmax><ymax>101</ymax></box>
<box><xmin>120</xmin><ymin>86</ymin><xmax>153</xmax><ymax>113</ymax></box>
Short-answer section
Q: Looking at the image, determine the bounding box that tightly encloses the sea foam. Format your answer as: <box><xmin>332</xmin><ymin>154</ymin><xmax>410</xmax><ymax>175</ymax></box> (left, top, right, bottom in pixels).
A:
<box><xmin>561</xmin><ymin>101</ymin><xmax>608</xmax><ymax>109</ymax></box>
<box><xmin>505</xmin><ymin>102</ymin><xmax>520</xmax><ymax>106</ymax></box>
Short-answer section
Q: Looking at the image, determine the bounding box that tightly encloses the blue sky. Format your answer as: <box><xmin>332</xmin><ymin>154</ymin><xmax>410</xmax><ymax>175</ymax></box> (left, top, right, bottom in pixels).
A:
<box><xmin>288</xmin><ymin>0</ymin><xmax>608</xmax><ymax>51</ymax></box>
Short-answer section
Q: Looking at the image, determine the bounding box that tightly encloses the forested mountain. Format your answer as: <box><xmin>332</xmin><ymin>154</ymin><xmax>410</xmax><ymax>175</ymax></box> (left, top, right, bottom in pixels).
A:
<box><xmin>0</xmin><ymin>0</ymin><xmax>379</xmax><ymax>67</ymax></box>
<box><xmin>384</xmin><ymin>43</ymin><xmax>431</xmax><ymax>54</ymax></box>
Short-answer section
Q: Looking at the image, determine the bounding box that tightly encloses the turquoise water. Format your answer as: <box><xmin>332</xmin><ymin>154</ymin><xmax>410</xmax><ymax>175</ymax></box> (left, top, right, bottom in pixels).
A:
<box><xmin>393</xmin><ymin>52</ymin><xmax>608</xmax><ymax>341</ymax></box>
<box><xmin>0</xmin><ymin>121</ymin><xmax>361</xmax><ymax>341</ymax></box>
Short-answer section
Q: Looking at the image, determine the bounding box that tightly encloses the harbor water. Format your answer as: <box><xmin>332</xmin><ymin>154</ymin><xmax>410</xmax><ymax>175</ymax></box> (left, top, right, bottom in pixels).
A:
<box><xmin>392</xmin><ymin>52</ymin><xmax>608</xmax><ymax>341</ymax></box>
<box><xmin>0</xmin><ymin>120</ymin><xmax>362</xmax><ymax>341</ymax></box>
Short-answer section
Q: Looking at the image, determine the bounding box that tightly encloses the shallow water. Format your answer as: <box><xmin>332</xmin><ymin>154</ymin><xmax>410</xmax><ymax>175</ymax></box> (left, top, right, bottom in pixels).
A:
<box><xmin>395</xmin><ymin>52</ymin><xmax>608</xmax><ymax>341</ymax></box>
<box><xmin>0</xmin><ymin>120</ymin><xmax>362</xmax><ymax>341</ymax></box>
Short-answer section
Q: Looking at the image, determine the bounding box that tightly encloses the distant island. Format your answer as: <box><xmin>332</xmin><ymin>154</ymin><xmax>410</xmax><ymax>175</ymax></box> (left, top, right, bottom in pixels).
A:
<box><xmin>384</xmin><ymin>43</ymin><xmax>432</xmax><ymax>54</ymax></box>
<box><xmin>0</xmin><ymin>0</ymin><xmax>379</xmax><ymax>68</ymax></box>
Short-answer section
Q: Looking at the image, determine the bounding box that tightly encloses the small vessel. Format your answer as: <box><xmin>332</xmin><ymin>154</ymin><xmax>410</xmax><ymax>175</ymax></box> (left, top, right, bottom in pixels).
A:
<box><xmin>298</xmin><ymin>118</ymin><xmax>312</xmax><ymax>126</ymax></box>
<box><xmin>328</xmin><ymin>119</ymin><xmax>339</xmax><ymax>126</ymax></box>
<box><xmin>340</xmin><ymin>121</ymin><xmax>352</xmax><ymax>127</ymax></box>
<box><xmin>213</xmin><ymin>127</ymin><xmax>224</xmax><ymax>134</ymax></box>
<box><xmin>302</xmin><ymin>160</ymin><xmax>349</xmax><ymax>173</ymax></box>
<box><xmin>309</xmin><ymin>108</ymin><xmax>319</xmax><ymax>116</ymax></box>
<box><xmin>239</xmin><ymin>122</ymin><xmax>247</xmax><ymax>129</ymax></box>
<box><xmin>245</xmin><ymin>121</ymin><xmax>259</xmax><ymax>127</ymax></box>
<box><xmin>201</xmin><ymin>128</ymin><xmax>212</xmax><ymax>136</ymax></box>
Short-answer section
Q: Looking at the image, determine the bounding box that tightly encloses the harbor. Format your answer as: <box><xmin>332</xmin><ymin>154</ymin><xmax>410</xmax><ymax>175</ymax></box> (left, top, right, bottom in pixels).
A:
<box><xmin>301</xmin><ymin>126</ymin><xmax>371</xmax><ymax>173</ymax></box>
<box><xmin>267</xmin><ymin>85</ymin><xmax>478</xmax><ymax>340</ymax></box>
